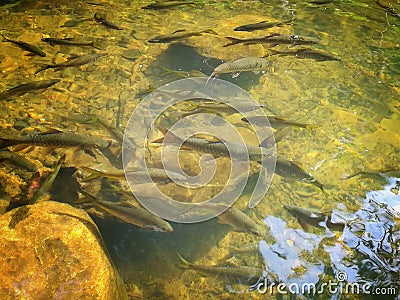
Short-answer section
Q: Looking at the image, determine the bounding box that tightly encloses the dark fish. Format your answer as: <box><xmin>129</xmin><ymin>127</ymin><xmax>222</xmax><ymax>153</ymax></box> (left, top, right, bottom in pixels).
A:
<box><xmin>61</xmin><ymin>17</ymin><xmax>92</xmax><ymax>27</ymax></box>
<box><xmin>184</xmin><ymin>100</ymin><xmax>267</xmax><ymax>115</ymax></box>
<box><xmin>208</xmin><ymin>57</ymin><xmax>270</xmax><ymax>80</ymax></box>
<box><xmin>35</xmin><ymin>53</ymin><xmax>106</xmax><ymax>74</ymax></box>
<box><xmin>142</xmin><ymin>1</ymin><xmax>195</xmax><ymax>10</ymax></box>
<box><xmin>242</xmin><ymin>115</ymin><xmax>318</xmax><ymax>132</ymax></box>
<box><xmin>82</xmin><ymin>166</ymin><xmax>187</xmax><ymax>184</ymax></box>
<box><xmin>1</xmin><ymin>33</ymin><xmax>46</xmax><ymax>57</ymax></box>
<box><xmin>342</xmin><ymin>169</ymin><xmax>399</xmax><ymax>180</ymax></box>
<box><xmin>220</xmin><ymin>242</ymin><xmax>260</xmax><ymax>261</ymax></box>
<box><xmin>270</xmin><ymin>48</ymin><xmax>341</xmax><ymax>61</ymax></box>
<box><xmin>224</xmin><ymin>33</ymin><xmax>318</xmax><ymax>47</ymax></box>
<box><xmin>275</xmin><ymin>158</ymin><xmax>324</xmax><ymax>190</ymax></box>
<box><xmin>160</xmin><ymin>67</ymin><xmax>207</xmax><ymax>78</ymax></box>
<box><xmin>0</xmin><ymin>130</ymin><xmax>110</xmax><ymax>150</ymax></box>
<box><xmin>79</xmin><ymin>189</ymin><xmax>173</xmax><ymax>232</ymax></box>
<box><xmin>376</xmin><ymin>1</ymin><xmax>400</xmax><ymax>19</ymax></box>
<box><xmin>176</xmin><ymin>253</ymin><xmax>262</xmax><ymax>284</ymax></box>
<box><xmin>284</xmin><ymin>204</ymin><xmax>345</xmax><ymax>231</ymax></box>
<box><xmin>0</xmin><ymin>149</ymin><xmax>38</xmax><ymax>172</ymax></box>
<box><xmin>59</xmin><ymin>113</ymin><xmax>99</xmax><ymax>124</ymax></box>
<box><xmin>204</xmin><ymin>203</ymin><xmax>265</xmax><ymax>236</ymax></box>
<box><xmin>94</xmin><ymin>12</ymin><xmax>123</xmax><ymax>30</ymax></box>
<box><xmin>41</xmin><ymin>37</ymin><xmax>96</xmax><ymax>47</ymax></box>
<box><xmin>234</xmin><ymin>19</ymin><xmax>292</xmax><ymax>32</ymax></box>
<box><xmin>0</xmin><ymin>79</ymin><xmax>59</xmax><ymax>101</ymax></box>
<box><xmin>259</xmin><ymin>127</ymin><xmax>292</xmax><ymax>149</ymax></box>
<box><xmin>148</xmin><ymin>29</ymin><xmax>217</xmax><ymax>43</ymax></box>
<box><xmin>30</xmin><ymin>154</ymin><xmax>65</xmax><ymax>204</ymax></box>
<box><xmin>95</xmin><ymin>115</ymin><xmax>124</xmax><ymax>144</ymax></box>
<box><xmin>153</xmin><ymin>128</ymin><xmax>273</xmax><ymax>161</ymax></box>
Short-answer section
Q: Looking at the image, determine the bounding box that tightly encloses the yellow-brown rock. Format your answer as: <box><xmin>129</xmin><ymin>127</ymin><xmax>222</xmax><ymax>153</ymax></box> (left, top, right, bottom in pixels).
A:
<box><xmin>0</xmin><ymin>201</ymin><xmax>128</xmax><ymax>300</ymax></box>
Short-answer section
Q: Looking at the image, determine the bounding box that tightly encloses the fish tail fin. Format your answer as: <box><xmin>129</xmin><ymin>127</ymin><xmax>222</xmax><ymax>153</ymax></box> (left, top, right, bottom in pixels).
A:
<box><xmin>81</xmin><ymin>167</ymin><xmax>103</xmax><ymax>181</ymax></box>
<box><xmin>34</xmin><ymin>65</ymin><xmax>49</xmax><ymax>75</ymax></box>
<box><xmin>159</xmin><ymin>66</ymin><xmax>174</xmax><ymax>77</ymax></box>
<box><xmin>92</xmin><ymin>41</ymin><xmax>106</xmax><ymax>50</ymax></box>
<box><xmin>184</xmin><ymin>101</ymin><xmax>199</xmax><ymax>111</ymax></box>
<box><xmin>0</xmin><ymin>32</ymin><xmax>10</xmax><ymax>42</ymax></box>
<box><xmin>223</xmin><ymin>37</ymin><xmax>242</xmax><ymax>47</ymax></box>
<box><xmin>283</xmin><ymin>19</ymin><xmax>294</xmax><ymax>25</ymax></box>
<box><xmin>176</xmin><ymin>252</ymin><xmax>191</xmax><ymax>269</ymax></box>
<box><xmin>78</xmin><ymin>189</ymin><xmax>97</xmax><ymax>203</ymax></box>
<box><xmin>305</xmin><ymin>124</ymin><xmax>318</xmax><ymax>133</ymax></box>
<box><xmin>268</xmin><ymin>49</ymin><xmax>281</xmax><ymax>56</ymax></box>
<box><xmin>205</xmin><ymin>72</ymin><xmax>214</xmax><ymax>85</ymax></box>
<box><xmin>151</xmin><ymin>128</ymin><xmax>181</xmax><ymax>144</ymax></box>
<box><xmin>203</xmin><ymin>29</ymin><xmax>218</xmax><ymax>35</ymax></box>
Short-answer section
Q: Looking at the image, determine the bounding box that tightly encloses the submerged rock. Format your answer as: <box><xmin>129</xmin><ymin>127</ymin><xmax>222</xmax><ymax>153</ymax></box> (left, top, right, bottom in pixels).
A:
<box><xmin>0</xmin><ymin>201</ymin><xmax>127</xmax><ymax>299</ymax></box>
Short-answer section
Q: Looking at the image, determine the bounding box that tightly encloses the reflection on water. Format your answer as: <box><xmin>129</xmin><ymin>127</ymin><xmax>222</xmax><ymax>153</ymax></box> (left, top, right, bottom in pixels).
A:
<box><xmin>261</xmin><ymin>177</ymin><xmax>399</xmax><ymax>298</ymax></box>
<box><xmin>0</xmin><ymin>0</ymin><xmax>399</xmax><ymax>298</ymax></box>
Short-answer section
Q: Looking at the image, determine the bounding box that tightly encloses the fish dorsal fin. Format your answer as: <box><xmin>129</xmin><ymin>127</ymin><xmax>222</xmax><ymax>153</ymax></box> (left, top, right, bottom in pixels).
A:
<box><xmin>172</xmin><ymin>29</ymin><xmax>186</xmax><ymax>34</ymax></box>
<box><xmin>39</xmin><ymin>128</ymin><xmax>63</xmax><ymax>135</ymax></box>
<box><xmin>292</xmin><ymin>160</ymin><xmax>304</xmax><ymax>168</ymax></box>
<box><xmin>297</xmin><ymin>218</ymin><xmax>309</xmax><ymax>231</ymax></box>
<box><xmin>266</xmin><ymin>33</ymin><xmax>282</xmax><ymax>38</ymax></box>
<box><xmin>296</xmin><ymin>48</ymin><xmax>312</xmax><ymax>52</ymax></box>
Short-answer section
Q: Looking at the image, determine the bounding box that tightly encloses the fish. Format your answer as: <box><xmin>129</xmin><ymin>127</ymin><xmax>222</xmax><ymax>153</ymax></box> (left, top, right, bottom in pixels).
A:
<box><xmin>148</xmin><ymin>29</ymin><xmax>217</xmax><ymax>43</ymax></box>
<box><xmin>259</xmin><ymin>128</ymin><xmax>292</xmax><ymax>149</ymax></box>
<box><xmin>29</xmin><ymin>154</ymin><xmax>65</xmax><ymax>204</ymax></box>
<box><xmin>142</xmin><ymin>1</ymin><xmax>195</xmax><ymax>10</ymax></box>
<box><xmin>61</xmin><ymin>17</ymin><xmax>93</xmax><ymax>27</ymax></box>
<box><xmin>224</xmin><ymin>33</ymin><xmax>318</xmax><ymax>47</ymax></box>
<box><xmin>82</xmin><ymin>166</ymin><xmax>187</xmax><ymax>184</ymax></box>
<box><xmin>284</xmin><ymin>204</ymin><xmax>345</xmax><ymax>231</ymax></box>
<box><xmin>0</xmin><ymin>79</ymin><xmax>59</xmax><ymax>101</ymax></box>
<box><xmin>95</xmin><ymin>115</ymin><xmax>125</xmax><ymax>145</ymax></box>
<box><xmin>234</xmin><ymin>19</ymin><xmax>293</xmax><ymax>32</ymax></box>
<box><xmin>204</xmin><ymin>203</ymin><xmax>265</xmax><ymax>236</ymax></box>
<box><xmin>0</xmin><ymin>149</ymin><xmax>38</xmax><ymax>172</ymax></box>
<box><xmin>208</xmin><ymin>57</ymin><xmax>271</xmax><ymax>81</ymax></box>
<box><xmin>275</xmin><ymin>158</ymin><xmax>324</xmax><ymax>190</ymax></box>
<box><xmin>160</xmin><ymin>67</ymin><xmax>207</xmax><ymax>78</ymax></box>
<box><xmin>376</xmin><ymin>1</ymin><xmax>400</xmax><ymax>19</ymax></box>
<box><xmin>79</xmin><ymin>189</ymin><xmax>173</xmax><ymax>232</ymax></box>
<box><xmin>152</xmin><ymin>129</ymin><xmax>273</xmax><ymax>162</ymax></box>
<box><xmin>176</xmin><ymin>253</ymin><xmax>262</xmax><ymax>284</ymax></box>
<box><xmin>220</xmin><ymin>242</ymin><xmax>260</xmax><ymax>261</ymax></box>
<box><xmin>59</xmin><ymin>113</ymin><xmax>99</xmax><ymax>124</ymax></box>
<box><xmin>242</xmin><ymin>115</ymin><xmax>318</xmax><ymax>132</ymax></box>
<box><xmin>342</xmin><ymin>169</ymin><xmax>399</xmax><ymax>180</ymax></box>
<box><xmin>41</xmin><ymin>37</ymin><xmax>96</xmax><ymax>47</ymax></box>
<box><xmin>183</xmin><ymin>100</ymin><xmax>267</xmax><ymax>115</ymax></box>
<box><xmin>269</xmin><ymin>48</ymin><xmax>341</xmax><ymax>61</ymax></box>
<box><xmin>94</xmin><ymin>12</ymin><xmax>123</xmax><ymax>30</ymax></box>
<box><xmin>34</xmin><ymin>52</ymin><xmax>106</xmax><ymax>74</ymax></box>
<box><xmin>0</xmin><ymin>130</ymin><xmax>110</xmax><ymax>150</ymax></box>
<box><xmin>1</xmin><ymin>33</ymin><xmax>46</xmax><ymax>57</ymax></box>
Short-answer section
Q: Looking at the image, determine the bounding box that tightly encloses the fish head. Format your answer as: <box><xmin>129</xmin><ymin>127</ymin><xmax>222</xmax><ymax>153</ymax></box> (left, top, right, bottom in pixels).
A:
<box><xmin>290</xmin><ymin>35</ymin><xmax>318</xmax><ymax>44</ymax></box>
<box><xmin>157</xmin><ymin>222</ymin><xmax>174</xmax><ymax>232</ymax></box>
<box><xmin>96</xmin><ymin>140</ymin><xmax>112</xmax><ymax>149</ymax></box>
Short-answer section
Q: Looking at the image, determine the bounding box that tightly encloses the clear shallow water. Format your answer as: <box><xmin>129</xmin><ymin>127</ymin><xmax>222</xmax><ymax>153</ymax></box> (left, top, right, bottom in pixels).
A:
<box><xmin>0</xmin><ymin>0</ymin><xmax>399</xmax><ymax>299</ymax></box>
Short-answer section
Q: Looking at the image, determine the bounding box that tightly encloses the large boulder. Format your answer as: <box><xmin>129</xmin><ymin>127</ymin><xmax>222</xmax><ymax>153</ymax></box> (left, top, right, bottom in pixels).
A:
<box><xmin>0</xmin><ymin>201</ymin><xmax>127</xmax><ymax>300</ymax></box>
